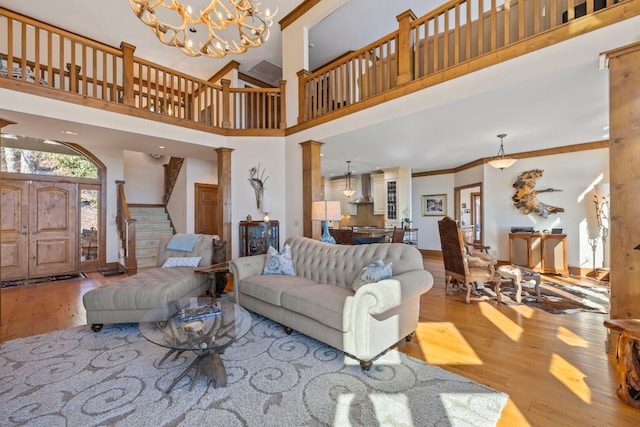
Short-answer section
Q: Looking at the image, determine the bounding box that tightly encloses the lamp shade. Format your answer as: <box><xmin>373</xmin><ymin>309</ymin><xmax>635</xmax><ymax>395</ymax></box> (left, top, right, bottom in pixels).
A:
<box><xmin>488</xmin><ymin>157</ymin><xmax>517</xmax><ymax>170</ymax></box>
<box><xmin>311</xmin><ymin>201</ymin><xmax>342</xmax><ymax>221</ymax></box>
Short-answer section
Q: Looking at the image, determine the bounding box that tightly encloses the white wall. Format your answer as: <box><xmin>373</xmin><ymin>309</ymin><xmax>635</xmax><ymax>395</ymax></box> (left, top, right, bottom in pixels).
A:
<box><xmin>412</xmin><ymin>147</ymin><xmax>609</xmax><ymax>269</ymax></box>
<box><xmin>412</xmin><ymin>173</ymin><xmax>455</xmax><ymax>250</ymax></box>
<box><xmin>229</xmin><ymin>136</ymin><xmax>287</xmax><ymax>258</ymax></box>
<box><xmin>123</xmin><ymin>151</ymin><xmax>165</xmax><ymax>204</ymax></box>
<box><xmin>484</xmin><ymin>147</ymin><xmax>609</xmax><ymax>268</ymax></box>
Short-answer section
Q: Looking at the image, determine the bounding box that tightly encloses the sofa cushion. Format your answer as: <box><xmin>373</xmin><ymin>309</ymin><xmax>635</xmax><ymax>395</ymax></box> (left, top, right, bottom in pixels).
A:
<box><xmin>262</xmin><ymin>244</ymin><xmax>295</xmax><ymax>276</ymax></box>
<box><xmin>281</xmin><ymin>284</ymin><xmax>354</xmax><ymax>332</ymax></box>
<box><xmin>239</xmin><ymin>274</ymin><xmax>317</xmax><ymax>306</ymax></box>
<box><xmin>83</xmin><ymin>268</ymin><xmax>207</xmax><ymax>312</ymax></box>
<box><xmin>352</xmin><ymin>259</ymin><xmax>393</xmax><ymax>292</ymax></box>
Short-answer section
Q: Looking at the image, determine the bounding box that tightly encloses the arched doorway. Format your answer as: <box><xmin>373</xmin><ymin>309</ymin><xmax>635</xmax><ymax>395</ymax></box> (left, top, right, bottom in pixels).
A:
<box><xmin>1</xmin><ymin>134</ymin><xmax>106</xmax><ymax>280</ymax></box>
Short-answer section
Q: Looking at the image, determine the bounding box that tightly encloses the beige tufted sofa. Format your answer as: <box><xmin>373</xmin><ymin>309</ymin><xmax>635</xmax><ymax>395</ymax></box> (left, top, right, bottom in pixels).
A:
<box><xmin>230</xmin><ymin>236</ymin><xmax>433</xmax><ymax>369</ymax></box>
<box><xmin>83</xmin><ymin>234</ymin><xmax>217</xmax><ymax>331</ymax></box>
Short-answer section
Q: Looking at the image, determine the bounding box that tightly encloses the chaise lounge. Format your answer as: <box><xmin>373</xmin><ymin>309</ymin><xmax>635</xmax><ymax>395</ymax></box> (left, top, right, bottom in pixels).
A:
<box><xmin>83</xmin><ymin>233</ymin><xmax>218</xmax><ymax>331</ymax></box>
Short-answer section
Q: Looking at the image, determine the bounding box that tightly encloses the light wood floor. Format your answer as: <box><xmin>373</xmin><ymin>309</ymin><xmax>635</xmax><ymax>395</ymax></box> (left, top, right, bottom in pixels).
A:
<box><xmin>1</xmin><ymin>258</ymin><xmax>639</xmax><ymax>426</ymax></box>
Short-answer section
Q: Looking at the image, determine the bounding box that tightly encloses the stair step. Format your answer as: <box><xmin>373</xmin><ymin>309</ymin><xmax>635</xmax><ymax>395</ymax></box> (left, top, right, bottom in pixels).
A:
<box><xmin>136</xmin><ymin>221</ymin><xmax>171</xmax><ymax>229</ymax></box>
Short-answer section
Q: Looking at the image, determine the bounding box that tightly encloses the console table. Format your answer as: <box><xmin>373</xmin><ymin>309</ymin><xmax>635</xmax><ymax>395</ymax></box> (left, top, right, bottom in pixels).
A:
<box><xmin>509</xmin><ymin>233</ymin><xmax>568</xmax><ymax>276</ymax></box>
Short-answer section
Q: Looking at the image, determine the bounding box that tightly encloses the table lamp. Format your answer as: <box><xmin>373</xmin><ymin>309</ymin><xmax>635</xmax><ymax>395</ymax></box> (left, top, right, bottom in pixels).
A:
<box><xmin>311</xmin><ymin>201</ymin><xmax>342</xmax><ymax>244</ymax></box>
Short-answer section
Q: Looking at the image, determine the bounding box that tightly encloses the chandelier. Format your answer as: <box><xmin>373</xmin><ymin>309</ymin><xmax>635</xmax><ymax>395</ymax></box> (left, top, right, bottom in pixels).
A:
<box><xmin>129</xmin><ymin>0</ymin><xmax>276</xmax><ymax>59</ymax></box>
<box><xmin>343</xmin><ymin>161</ymin><xmax>356</xmax><ymax>197</ymax></box>
<box><xmin>487</xmin><ymin>133</ymin><xmax>517</xmax><ymax>170</ymax></box>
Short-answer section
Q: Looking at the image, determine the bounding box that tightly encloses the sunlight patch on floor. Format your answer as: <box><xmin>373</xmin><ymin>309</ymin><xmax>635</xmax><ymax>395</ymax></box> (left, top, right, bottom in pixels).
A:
<box><xmin>507</xmin><ymin>303</ymin><xmax>536</xmax><ymax>319</ymax></box>
<box><xmin>479</xmin><ymin>302</ymin><xmax>523</xmax><ymax>341</ymax></box>
<box><xmin>334</xmin><ymin>393</ymin><xmax>414</xmax><ymax>426</ymax></box>
<box><xmin>556</xmin><ymin>326</ymin><xmax>590</xmax><ymax>348</ymax></box>
<box><xmin>418</xmin><ymin>322</ymin><xmax>483</xmax><ymax>365</ymax></box>
<box><xmin>549</xmin><ymin>353</ymin><xmax>592</xmax><ymax>403</ymax></box>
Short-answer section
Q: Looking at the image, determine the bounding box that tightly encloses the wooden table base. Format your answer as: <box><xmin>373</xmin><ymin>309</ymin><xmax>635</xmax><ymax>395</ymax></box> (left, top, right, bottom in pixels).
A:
<box><xmin>604</xmin><ymin>319</ymin><xmax>640</xmax><ymax>408</ymax></box>
<box><xmin>159</xmin><ymin>348</ymin><xmax>227</xmax><ymax>393</ymax></box>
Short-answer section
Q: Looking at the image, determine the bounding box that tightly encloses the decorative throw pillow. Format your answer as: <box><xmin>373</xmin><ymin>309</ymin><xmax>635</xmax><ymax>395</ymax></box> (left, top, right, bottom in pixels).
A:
<box><xmin>262</xmin><ymin>244</ymin><xmax>296</xmax><ymax>276</ymax></box>
<box><xmin>352</xmin><ymin>259</ymin><xmax>392</xmax><ymax>292</ymax></box>
<box><xmin>161</xmin><ymin>256</ymin><xmax>202</xmax><ymax>268</ymax></box>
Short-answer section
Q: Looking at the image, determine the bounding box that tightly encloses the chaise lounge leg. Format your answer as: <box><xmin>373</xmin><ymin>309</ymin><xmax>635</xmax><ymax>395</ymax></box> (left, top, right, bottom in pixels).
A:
<box><xmin>359</xmin><ymin>360</ymin><xmax>372</xmax><ymax>371</ymax></box>
<box><xmin>284</xmin><ymin>326</ymin><xmax>293</xmax><ymax>335</ymax></box>
<box><xmin>405</xmin><ymin>332</ymin><xmax>415</xmax><ymax>342</ymax></box>
<box><xmin>91</xmin><ymin>324</ymin><xmax>103</xmax><ymax>332</ymax></box>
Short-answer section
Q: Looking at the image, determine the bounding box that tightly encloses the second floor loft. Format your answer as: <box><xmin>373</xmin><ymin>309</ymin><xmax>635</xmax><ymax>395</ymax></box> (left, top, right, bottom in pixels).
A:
<box><xmin>0</xmin><ymin>0</ymin><xmax>638</xmax><ymax>138</ymax></box>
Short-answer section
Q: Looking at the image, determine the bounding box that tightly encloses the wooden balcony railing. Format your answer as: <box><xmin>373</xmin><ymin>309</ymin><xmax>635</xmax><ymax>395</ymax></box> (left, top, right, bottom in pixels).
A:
<box><xmin>0</xmin><ymin>7</ymin><xmax>285</xmax><ymax>132</ymax></box>
<box><xmin>298</xmin><ymin>0</ymin><xmax>625</xmax><ymax>123</ymax></box>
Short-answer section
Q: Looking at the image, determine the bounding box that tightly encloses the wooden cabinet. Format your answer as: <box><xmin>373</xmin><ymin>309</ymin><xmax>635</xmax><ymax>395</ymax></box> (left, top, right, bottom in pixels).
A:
<box><xmin>239</xmin><ymin>220</ymin><xmax>279</xmax><ymax>257</ymax></box>
<box><xmin>382</xmin><ymin>167</ymin><xmax>411</xmax><ymax>228</ymax></box>
<box><xmin>509</xmin><ymin>233</ymin><xmax>568</xmax><ymax>276</ymax></box>
<box><xmin>372</xmin><ymin>173</ymin><xmax>386</xmax><ymax>215</ymax></box>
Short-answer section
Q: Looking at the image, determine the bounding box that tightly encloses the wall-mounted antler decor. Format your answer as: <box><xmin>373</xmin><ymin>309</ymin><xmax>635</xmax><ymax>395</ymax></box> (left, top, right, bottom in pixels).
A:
<box><xmin>512</xmin><ymin>169</ymin><xmax>564</xmax><ymax>218</ymax></box>
<box><xmin>248</xmin><ymin>164</ymin><xmax>269</xmax><ymax>209</ymax></box>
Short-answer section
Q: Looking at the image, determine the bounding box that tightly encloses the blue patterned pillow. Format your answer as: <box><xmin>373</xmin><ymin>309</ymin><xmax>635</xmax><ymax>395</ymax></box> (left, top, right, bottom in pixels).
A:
<box><xmin>262</xmin><ymin>244</ymin><xmax>296</xmax><ymax>276</ymax></box>
<box><xmin>352</xmin><ymin>259</ymin><xmax>392</xmax><ymax>292</ymax></box>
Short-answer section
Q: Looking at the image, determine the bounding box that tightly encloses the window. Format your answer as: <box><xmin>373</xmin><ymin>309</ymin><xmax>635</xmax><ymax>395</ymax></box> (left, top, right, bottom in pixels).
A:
<box><xmin>1</xmin><ymin>134</ymin><xmax>98</xmax><ymax>178</ymax></box>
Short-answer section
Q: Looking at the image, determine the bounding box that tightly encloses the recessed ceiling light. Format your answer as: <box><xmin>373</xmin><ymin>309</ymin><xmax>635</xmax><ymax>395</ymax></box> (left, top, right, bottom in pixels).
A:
<box><xmin>61</xmin><ymin>130</ymin><xmax>77</xmax><ymax>135</ymax></box>
<box><xmin>320</xmin><ymin>153</ymin><xmax>324</xmax><ymax>156</ymax></box>
<box><xmin>158</xmin><ymin>145</ymin><xmax>166</xmax><ymax>149</ymax></box>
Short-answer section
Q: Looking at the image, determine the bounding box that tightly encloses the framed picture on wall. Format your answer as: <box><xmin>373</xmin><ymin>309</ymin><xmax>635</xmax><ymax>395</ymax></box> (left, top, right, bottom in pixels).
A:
<box><xmin>422</xmin><ymin>194</ymin><xmax>447</xmax><ymax>216</ymax></box>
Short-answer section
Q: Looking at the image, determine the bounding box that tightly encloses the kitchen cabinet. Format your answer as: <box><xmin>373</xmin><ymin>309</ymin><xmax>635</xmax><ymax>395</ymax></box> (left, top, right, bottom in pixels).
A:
<box><xmin>382</xmin><ymin>167</ymin><xmax>411</xmax><ymax>228</ymax></box>
<box><xmin>372</xmin><ymin>173</ymin><xmax>386</xmax><ymax>215</ymax></box>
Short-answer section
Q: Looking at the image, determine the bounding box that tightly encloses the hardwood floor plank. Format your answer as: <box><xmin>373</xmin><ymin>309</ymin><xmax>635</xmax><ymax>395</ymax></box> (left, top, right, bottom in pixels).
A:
<box><xmin>0</xmin><ymin>258</ymin><xmax>638</xmax><ymax>426</ymax></box>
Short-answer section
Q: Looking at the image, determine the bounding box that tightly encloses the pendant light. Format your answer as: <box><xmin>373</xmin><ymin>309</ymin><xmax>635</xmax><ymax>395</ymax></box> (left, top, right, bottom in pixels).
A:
<box><xmin>488</xmin><ymin>134</ymin><xmax>517</xmax><ymax>170</ymax></box>
<box><xmin>343</xmin><ymin>161</ymin><xmax>356</xmax><ymax>197</ymax></box>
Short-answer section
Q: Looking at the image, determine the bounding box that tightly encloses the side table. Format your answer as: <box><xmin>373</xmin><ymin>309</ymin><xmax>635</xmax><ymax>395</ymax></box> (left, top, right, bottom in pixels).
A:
<box><xmin>195</xmin><ymin>261</ymin><xmax>230</xmax><ymax>297</ymax></box>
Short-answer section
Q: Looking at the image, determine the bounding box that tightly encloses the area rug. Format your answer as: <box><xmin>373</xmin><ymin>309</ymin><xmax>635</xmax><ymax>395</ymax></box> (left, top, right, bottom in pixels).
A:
<box><xmin>476</xmin><ymin>280</ymin><xmax>609</xmax><ymax>314</ymax></box>
<box><xmin>1</xmin><ymin>273</ymin><xmax>87</xmax><ymax>289</ymax></box>
<box><xmin>0</xmin><ymin>314</ymin><xmax>508</xmax><ymax>427</ymax></box>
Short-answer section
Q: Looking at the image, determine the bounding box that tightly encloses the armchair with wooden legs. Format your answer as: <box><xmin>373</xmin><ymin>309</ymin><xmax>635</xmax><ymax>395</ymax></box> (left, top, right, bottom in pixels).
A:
<box><xmin>437</xmin><ymin>216</ymin><xmax>501</xmax><ymax>304</ymax></box>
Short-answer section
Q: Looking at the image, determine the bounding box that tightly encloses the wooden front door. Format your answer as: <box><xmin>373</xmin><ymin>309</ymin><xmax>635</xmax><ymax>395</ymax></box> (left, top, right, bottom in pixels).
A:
<box><xmin>1</xmin><ymin>180</ymin><xmax>77</xmax><ymax>280</ymax></box>
<box><xmin>194</xmin><ymin>183</ymin><xmax>218</xmax><ymax>235</ymax></box>
<box><xmin>1</xmin><ymin>180</ymin><xmax>29</xmax><ymax>279</ymax></box>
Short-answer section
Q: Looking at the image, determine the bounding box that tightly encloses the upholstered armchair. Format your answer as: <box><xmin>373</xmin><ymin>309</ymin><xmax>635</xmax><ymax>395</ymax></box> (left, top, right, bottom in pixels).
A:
<box><xmin>437</xmin><ymin>216</ymin><xmax>500</xmax><ymax>304</ymax></box>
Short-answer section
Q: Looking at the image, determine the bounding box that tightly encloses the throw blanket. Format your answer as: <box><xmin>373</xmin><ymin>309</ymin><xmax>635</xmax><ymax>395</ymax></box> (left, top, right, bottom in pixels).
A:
<box><xmin>167</xmin><ymin>234</ymin><xmax>198</xmax><ymax>252</ymax></box>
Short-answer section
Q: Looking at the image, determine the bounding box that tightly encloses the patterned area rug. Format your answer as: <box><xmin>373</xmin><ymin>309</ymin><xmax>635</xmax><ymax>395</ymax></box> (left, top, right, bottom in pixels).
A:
<box><xmin>1</xmin><ymin>273</ymin><xmax>87</xmax><ymax>289</ymax></box>
<box><xmin>473</xmin><ymin>280</ymin><xmax>609</xmax><ymax>314</ymax></box>
<box><xmin>0</xmin><ymin>314</ymin><xmax>509</xmax><ymax>426</ymax></box>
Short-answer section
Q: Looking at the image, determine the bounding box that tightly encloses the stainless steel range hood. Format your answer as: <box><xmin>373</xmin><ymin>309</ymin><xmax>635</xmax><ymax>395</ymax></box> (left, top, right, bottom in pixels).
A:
<box><xmin>351</xmin><ymin>173</ymin><xmax>373</xmax><ymax>204</ymax></box>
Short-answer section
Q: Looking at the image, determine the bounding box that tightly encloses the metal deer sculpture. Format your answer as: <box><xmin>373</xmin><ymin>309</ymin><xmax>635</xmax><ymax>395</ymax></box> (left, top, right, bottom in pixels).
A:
<box><xmin>512</xmin><ymin>169</ymin><xmax>564</xmax><ymax>218</ymax></box>
<box><xmin>248</xmin><ymin>164</ymin><xmax>269</xmax><ymax>209</ymax></box>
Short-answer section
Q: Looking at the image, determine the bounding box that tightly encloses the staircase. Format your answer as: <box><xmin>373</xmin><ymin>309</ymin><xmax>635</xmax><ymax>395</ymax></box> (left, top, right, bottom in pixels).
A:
<box><xmin>128</xmin><ymin>206</ymin><xmax>174</xmax><ymax>270</ymax></box>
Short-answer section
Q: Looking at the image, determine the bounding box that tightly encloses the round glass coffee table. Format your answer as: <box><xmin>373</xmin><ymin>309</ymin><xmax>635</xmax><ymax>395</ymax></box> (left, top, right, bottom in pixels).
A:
<box><xmin>139</xmin><ymin>296</ymin><xmax>252</xmax><ymax>393</ymax></box>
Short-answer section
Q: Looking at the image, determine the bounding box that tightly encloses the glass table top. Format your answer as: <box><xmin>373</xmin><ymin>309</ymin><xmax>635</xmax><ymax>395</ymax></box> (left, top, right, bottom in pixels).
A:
<box><xmin>139</xmin><ymin>297</ymin><xmax>252</xmax><ymax>352</ymax></box>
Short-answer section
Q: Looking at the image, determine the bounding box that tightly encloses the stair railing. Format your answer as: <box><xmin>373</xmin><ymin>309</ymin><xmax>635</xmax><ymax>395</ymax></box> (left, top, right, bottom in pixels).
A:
<box><xmin>115</xmin><ymin>180</ymin><xmax>137</xmax><ymax>274</ymax></box>
<box><xmin>163</xmin><ymin>157</ymin><xmax>184</xmax><ymax>205</ymax></box>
